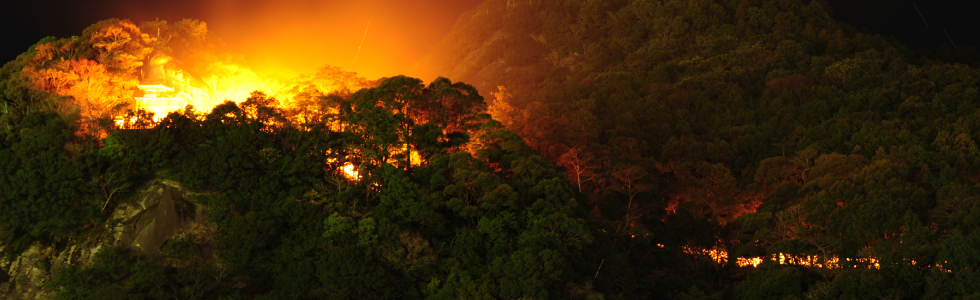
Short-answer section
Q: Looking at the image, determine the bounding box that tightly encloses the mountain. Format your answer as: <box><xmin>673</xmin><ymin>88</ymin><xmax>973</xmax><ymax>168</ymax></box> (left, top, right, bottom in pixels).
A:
<box><xmin>0</xmin><ymin>19</ymin><xmax>598</xmax><ymax>299</ymax></box>
<box><xmin>421</xmin><ymin>0</ymin><xmax>980</xmax><ymax>298</ymax></box>
<box><xmin>7</xmin><ymin>0</ymin><xmax>980</xmax><ymax>298</ymax></box>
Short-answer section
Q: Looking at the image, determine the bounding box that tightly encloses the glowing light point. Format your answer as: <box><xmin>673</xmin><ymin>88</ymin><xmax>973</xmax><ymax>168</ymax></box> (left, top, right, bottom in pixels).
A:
<box><xmin>342</xmin><ymin>163</ymin><xmax>360</xmax><ymax>180</ymax></box>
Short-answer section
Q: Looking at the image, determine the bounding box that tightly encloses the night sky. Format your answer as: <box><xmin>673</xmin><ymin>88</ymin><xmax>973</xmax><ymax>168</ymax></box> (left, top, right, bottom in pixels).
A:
<box><xmin>824</xmin><ymin>0</ymin><xmax>980</xmax><ymax>52</ymax></box>
<box><xmin>1</xmin><ymin>0</ymin><xmax>978</xmax><ymax>78</ymax></box>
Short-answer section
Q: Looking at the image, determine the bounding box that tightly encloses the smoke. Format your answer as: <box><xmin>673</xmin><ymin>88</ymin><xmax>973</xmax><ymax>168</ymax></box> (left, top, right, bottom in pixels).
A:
<box><xmin>3</xmin><ymin>0</ymin><xmax>482</xmax><ymax>81</ymax></box>
<box><xmin>197</xmin><ymin>0</ymin><xmax>483</xmax><ymax>80</ymax></box>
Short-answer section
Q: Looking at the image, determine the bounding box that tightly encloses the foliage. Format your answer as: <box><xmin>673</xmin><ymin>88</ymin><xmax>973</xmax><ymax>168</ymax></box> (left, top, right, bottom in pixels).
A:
<box><xmin>12</xmin><ymin>0</ymin><xmax>980</xmax><ymax>296</ymax></box>
<box><xmin>27</xmin><ymin>74</ymin><xmax>596</xmax><ymax>299</ymax></box>
<box><xmin>422</xmin><ymin>0</ymin><xmax>980</xmax><ymax>298</ymax></box>
<box><xmin>0</xmin><ymin>111</ymin><xmax>104</xmax><ymax>248</ymax></box>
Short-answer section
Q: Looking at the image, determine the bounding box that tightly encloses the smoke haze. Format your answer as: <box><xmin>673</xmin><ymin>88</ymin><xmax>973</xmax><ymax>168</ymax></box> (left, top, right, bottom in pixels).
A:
<box><xmin>1</xmin><ymin>0</ymin><xmax>483</xmax><ymax>80</ymax></box>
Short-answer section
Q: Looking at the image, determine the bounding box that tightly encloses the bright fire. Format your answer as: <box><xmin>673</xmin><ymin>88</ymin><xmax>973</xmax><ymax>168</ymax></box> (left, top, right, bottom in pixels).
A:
<box><xmin>341</xmin><ymin>163</ymin><xmax>360</xmax><ymax>180</ymax></box>
<box><xmin>118</xmin><ymin>51</ymin><xmax>291</xmax><ymax>125</ymax></box>
<box><xmin>116</xmin><ymin>44</ymin><xmax>375</xmax><ymax>181</ymax></box>
<box><xmin>679</xmin><ymin>245</ymin><xmax>892</xmax><ymax>269</ymax></box>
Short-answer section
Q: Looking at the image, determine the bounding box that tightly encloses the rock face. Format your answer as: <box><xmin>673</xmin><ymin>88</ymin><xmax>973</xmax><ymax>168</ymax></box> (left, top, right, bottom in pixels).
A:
<box><xmin>120</xmin><ymin>181</ymin><xmax>210</xmax><ymax>254</ymax></box>
<box><xmin>0</xmin><ymin>179</ymin><xmax>214</xmax><ymax>299</ymax></box>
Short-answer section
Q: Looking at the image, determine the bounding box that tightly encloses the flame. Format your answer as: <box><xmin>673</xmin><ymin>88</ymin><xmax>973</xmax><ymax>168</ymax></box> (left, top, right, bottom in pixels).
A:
<box><xmin>199</xmin><ymin>0</ymin><xmax>476</xmax><ymax>82</ymax></box>
<box><xmin>124</xmin><ymin>63</ymin><xmax>288</xmax><ymax>124</ymax></box>
<box><xmin>737</xmin><ymin>257</ymin><xmax>764</xmax><ymax>268</ymax></box>
<box><xmin>342</xmin><ymin>163</ymin><xmax>360</xmax><ymax>180</ymax></box>
<box><xmin>682</xmin><ymin>246</ymin><xmax>888</xmax><ymax>269</ymax></box>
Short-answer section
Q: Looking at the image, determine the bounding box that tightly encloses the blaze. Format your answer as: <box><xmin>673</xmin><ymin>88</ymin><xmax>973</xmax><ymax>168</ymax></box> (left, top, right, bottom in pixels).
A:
<box><xmin>342</xmin><ymin>163</ymin><xmax>360</xmax><ymax>180</ymax></box>
<box><xmin>123</xmin><ymin>52</ymin><xmax>289</xmax><ymax>125</ymax></box>
<box><xmin>684</xmin><ymin>246</ymin><xmax>888</xmax><ymax>269</ymax></box>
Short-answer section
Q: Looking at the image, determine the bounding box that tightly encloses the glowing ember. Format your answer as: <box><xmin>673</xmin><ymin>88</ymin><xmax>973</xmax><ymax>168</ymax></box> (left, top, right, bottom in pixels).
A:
<box><xmin>738</xmin><ymin>257</ymin><xmax>764</xmax><ymax>268</ymax></box>
<box><xmin>685</xmin><ymin>247</ymin><xmax>887</xmax><ymax>269</ymax></box>
<box><xmin>130</xmin><ymin>54</ymin><xmax>287</xmax><ymax>124</ymax></box>
<box><xmin>342</xmin><ymin>163</ymin><xmax>360</xmax><ymax>180</ymax></box>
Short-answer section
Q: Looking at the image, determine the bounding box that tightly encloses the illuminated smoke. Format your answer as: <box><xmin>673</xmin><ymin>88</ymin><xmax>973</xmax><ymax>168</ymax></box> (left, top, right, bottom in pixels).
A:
<box><xmin>192</xmin><ymin>0</ymin><xmax>483</xmax><ymax>80</ymax></box>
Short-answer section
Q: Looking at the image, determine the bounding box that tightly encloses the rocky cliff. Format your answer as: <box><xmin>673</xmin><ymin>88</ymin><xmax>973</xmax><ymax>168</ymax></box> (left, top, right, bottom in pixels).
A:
<box><xmin>0</xmin><ymin>179</ymin><xmax>214</xmax><ymax>299</ymax></box>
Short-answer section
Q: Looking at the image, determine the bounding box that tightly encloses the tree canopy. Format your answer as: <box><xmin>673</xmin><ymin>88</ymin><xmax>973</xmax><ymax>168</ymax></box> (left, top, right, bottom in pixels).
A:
<box><xmin>420</xmin><ymin>0</ymin><xmax>980</xmax><ymax>298</ymax></box>
<box><xmin>9</xmin><ymin>0</ymin><xmax>980</xmax><ymax>298</ymax></box>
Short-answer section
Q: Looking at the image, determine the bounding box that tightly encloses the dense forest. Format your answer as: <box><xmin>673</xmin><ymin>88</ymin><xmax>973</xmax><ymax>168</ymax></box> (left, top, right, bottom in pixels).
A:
<box><xmin>421</xmin><ymin>0</ymin><xmax>980</xmax><ymax>298</ymax></box>
<box><xmin>0</xmin><ymin>18</ymin><xmax>602</xmax><ymax>299</ymax></box>
<box><xmin>4</xmin><ymin>0</ymin><xmax>980</xmax><ymax>298</ymax></box>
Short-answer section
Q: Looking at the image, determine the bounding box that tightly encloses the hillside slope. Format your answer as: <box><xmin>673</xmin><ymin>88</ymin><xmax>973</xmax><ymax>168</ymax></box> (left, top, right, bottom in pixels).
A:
<box><xmin>422</xmin><ymin>0</ymin><xmax>980</xmax><ymax>298</ymax></box>
<box><xmin>0</xmin><ymin>18</ymin><xmax>600</xmax><ymax>299</ymax></box>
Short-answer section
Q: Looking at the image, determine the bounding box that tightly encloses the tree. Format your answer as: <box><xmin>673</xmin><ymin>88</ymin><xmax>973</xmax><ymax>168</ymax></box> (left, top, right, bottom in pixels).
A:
<box><xmin>611</xmin><ymin>164</ymin><xmax>652</xmax><ymax>234</ymax></box>
<box><xmin>80</xmin><ymin>18</ymin><xmax>153</xmax><ymax>74</ymax></box>
<box><xmin>557</xmin><ymin>146</ymin><xmax>596</xmax><ymax>192</ymax></box>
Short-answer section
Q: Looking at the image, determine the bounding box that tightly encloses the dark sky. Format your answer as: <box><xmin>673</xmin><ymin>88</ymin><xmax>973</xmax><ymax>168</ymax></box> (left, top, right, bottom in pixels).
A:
<box><xmin>824</xmin><ymin>0</ymin><xmax>980</xmax><ymax>52</ymax></box>
<box><xmin>1</xmin><ymin>0</ymin><xmax>978</xmax><ymax>78</ymax></box>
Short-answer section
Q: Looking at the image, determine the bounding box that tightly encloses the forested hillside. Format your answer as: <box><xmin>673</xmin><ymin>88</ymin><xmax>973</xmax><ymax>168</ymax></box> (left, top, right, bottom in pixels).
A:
<box><xmin>422</xmin><ymin>0</ymin><xmax>980</xmax><ymax>298</ymax></box>
<box><xmin>0</xmin><ymin>19</ymin><xmax>599</xmax><ymax>299</ymax></box>
<box><xmin>7</xmin><ymin>0</ymin><xmax>980</xmax><ymax>298</ymax></box>
<box><xmin>2</xmin><ymin>75</ymin><xmax>601</xmax><ymax>298</ymax></box>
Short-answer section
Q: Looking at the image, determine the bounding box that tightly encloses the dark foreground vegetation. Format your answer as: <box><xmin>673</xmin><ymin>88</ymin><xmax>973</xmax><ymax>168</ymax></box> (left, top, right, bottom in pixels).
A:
<box><xmin>422</xmin><ymin>0</ymin><xmax>980</xmax><ymax>298</ymax></box>
<box><xmin>3</xmin><ymin>79</ymin><xmax>600</xmax><ymax>299</ymax></box>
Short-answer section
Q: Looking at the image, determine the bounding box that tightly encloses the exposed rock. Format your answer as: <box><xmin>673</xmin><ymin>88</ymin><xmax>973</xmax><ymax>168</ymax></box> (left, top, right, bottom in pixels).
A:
<box><xmin>0</xmin><ymin>179</ymin><xmax>214</xmax><ymax>299</ymax></box>
<box><xmin>120</xmin><ymin>181</ymin><xmax>211</xmax><ymax>254</ymax></box>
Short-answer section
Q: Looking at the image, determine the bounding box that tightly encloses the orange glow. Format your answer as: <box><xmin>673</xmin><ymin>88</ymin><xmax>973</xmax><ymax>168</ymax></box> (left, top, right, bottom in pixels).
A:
<box><xmin>685</xmin><ymin>246</ymin><xmax>890</xmax><ymax>269</ymax></box>
<box><xmin>181</xmin><ymin>0</ymin><xmax>484</xmax><ymax>81</ymax></box>
<box><xmin>123</xmin><ymin>53</ymin><xmax>295</xmax><ymax>125</ymax></box>
<box><xmin>737</xmin><ymin>257</ymin><xmax>764</xmax><ymax>268</ymax></box>
<box><xmin>410</xmin><ymin>150</ymin><xmax>422</xmax><ymax>166</ymax></box>
<box><xmin>342</xmin><ymin>163</ymin><xmax>360</xmax><ymax>180</ymax></box>
<box><xmin>682</xmin><ymin>246</ymin><xmax>729</xmax><ymax>263</ymax></box>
